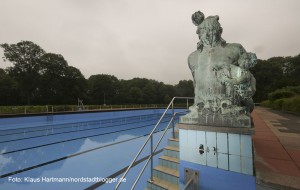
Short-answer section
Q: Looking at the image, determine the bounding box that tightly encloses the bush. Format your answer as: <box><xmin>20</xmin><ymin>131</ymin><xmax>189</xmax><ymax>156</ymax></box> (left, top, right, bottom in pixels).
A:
<box><xmin>268</xmin><ymin>89</ymin><xmax>295</xmax><ymax>101</ymax></box>
<box><xmin>282</xmin><ymin>95</ymin><xmax>300</xmax><ymax>113</ymax></box>
<box><xmin>271</xmin><ymin>99</ymin><xmax>285</xmax><ymax>110</ymax></box>
<box><xmin>285</xmin><ymin>85</ymin><xmax>300</xmax><ymax>94</ymax></box>
<box><xmin>261</xmin><ymin>100</ymin><xmax>271</xmax><ymax>107</ymax></box>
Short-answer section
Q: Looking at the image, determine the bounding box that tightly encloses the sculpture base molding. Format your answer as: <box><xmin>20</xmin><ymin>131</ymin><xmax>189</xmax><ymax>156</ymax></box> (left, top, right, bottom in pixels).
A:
<box><xmin>176</xmin><ymin>123</ymin><xmax>254</xmax><ymax>135</ymax></box>
<box><xmin>179</xmin><ymin>113</ymin><xmax>252</xmax><ymax>128</ymax></box>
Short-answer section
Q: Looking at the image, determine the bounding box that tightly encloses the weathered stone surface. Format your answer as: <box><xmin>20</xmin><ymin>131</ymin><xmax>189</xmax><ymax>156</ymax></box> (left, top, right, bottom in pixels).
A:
<box><xmin>176</xmin><ymin>123</ymin><xmax>255</xmax><ymax>135</ymax></box>
<box><xmin>180</xmin><ymin>11</ymin><xmax>257</xmax><ymax>128</ymax></box>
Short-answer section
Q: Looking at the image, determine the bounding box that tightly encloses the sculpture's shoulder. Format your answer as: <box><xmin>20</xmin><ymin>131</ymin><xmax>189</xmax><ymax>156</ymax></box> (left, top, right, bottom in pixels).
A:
<box><xmin>224</xmin><ymin>43</ymin><xmax>246</xmax><ymax>55</ymax></box>
<box><xmin>188</xmin><ymin>50</ymin><xmax>201</xmax><ymax>60</ymax></box>
<box><xmin>188</xmin><ymin>50</ymin><xmax>201</xmax><ymax>71</ymax></box>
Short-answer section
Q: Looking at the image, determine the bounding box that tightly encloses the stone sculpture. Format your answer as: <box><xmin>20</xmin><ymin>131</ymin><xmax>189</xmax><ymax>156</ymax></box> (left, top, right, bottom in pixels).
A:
<box><xmin>180</xmin><ymin>11</ymin><xmax>257</xmax><ymax>128</ymax></box>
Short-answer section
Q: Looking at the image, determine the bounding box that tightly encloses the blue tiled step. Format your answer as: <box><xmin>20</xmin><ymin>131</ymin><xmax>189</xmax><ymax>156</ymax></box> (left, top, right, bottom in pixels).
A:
<box><xmin>146</xmin><ymin>177</ymin><xmax>179</xmax><ymax>190</ymax></box>
<box><xmin>159</xmin><ymin>155</ymin><xmax>179</xmax><ymax>171</ymax></box>
<box><xmin>164</xmin><ymin>146</ymin><xmax>180</xmax><ymax>159</ymax></box>
<box><xmin>168</xmin><ymin>138</ymin><xmax>179</xmax><ymax>147</ymax></box>
<box><xmin>146</xmin><ymin>134</ymin><xmax>180</xmax><ymax>190</ymax></box>
<box><xmin>153</xmin><ymin>165</ymin><xmax>179</xmax><ymax>185</ymax></box>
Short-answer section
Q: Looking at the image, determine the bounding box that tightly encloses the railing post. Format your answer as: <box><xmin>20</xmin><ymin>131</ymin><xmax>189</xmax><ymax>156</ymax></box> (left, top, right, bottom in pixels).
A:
<box><xmin>172</xmin><ymin>100</ymin><xmax>175</xmax><ymax>139</ymax></box>
<box><xmin>150</xmin><ymin>135</ymin><xmax>154</xmax><ymax>181</ymax></box>
<box><xmin>187</xmin><ymin>98</ymin><xmax>189</xmax><ymax>110</ymax></box>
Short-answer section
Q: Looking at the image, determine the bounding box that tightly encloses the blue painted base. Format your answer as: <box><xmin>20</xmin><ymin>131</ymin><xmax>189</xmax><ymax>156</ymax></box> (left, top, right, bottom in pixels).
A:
<box><xmin>180</xmin><ymin>160</ymin><xmax>256</xmax><ymax>190</ymax></box>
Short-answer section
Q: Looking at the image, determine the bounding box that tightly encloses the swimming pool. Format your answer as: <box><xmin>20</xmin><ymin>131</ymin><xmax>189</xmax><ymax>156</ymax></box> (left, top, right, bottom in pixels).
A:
<box><xmin>0</xmin><ymin>109</ymin><xmax>184</xmax><ymax>190</ymax></box>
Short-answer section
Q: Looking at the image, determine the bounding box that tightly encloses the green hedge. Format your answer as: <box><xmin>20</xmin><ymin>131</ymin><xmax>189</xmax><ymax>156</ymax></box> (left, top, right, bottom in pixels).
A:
<box><xmin>285</xmin><ymin>86</ymin><xmax>300</xmax><ymax>94</ymax></box>
<box><xmin>282</xmin><ymin>95</ymin><xmax>300</xmax><ymax>113</ymax></box>
<box><xmin>260</xmin><ymin>100</ymin><xmax>271</xmax><ymax>107</ymax></box>
<box><xmin>268</xmin><ymin>89</ymin><xmax>295</xmax><ymax>101</ymax></box>
<box><xmin>261</xmin><ymin>96</ymin><xmax>300</xmax><ymax>113</ymax></box>
<box><xmin>261</xmin><ymin>85</ymin><xmax>300</xmax><ymax>114</ymax></box>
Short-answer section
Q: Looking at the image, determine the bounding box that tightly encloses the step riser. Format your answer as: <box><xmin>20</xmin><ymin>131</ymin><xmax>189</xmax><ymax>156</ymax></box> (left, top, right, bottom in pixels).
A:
<box><xmin>153</xmin><ymin>170</ymin><xmax>179</xmax><ymax>186</ymax></box>
<box><xmin>159</xmin><ymin>158</ymin><xmax>179</xmax><ymax>171</ymax></box>
<box><xmin>164</xmin><ymin>149</ymin><xmax>179</xmax><ymax>159</ymax></box>
<box><xmin>169</xmin><ymin>133</ymin><xmax>179</xmax><ymax>139</ymax></box>
<box><xmin>146</xmin><ymin>132</ymin><xmax>180</xmax><ymax>190</ymax></box>
<box><xmin>168</xmin><ymin>140</ymin><xmax>179</xmax><ymax>147</ymax></box>
<box><xmin>147</xmin><ymin>181</ymin><xmax>167</xmax><ymax>190</ymax></box>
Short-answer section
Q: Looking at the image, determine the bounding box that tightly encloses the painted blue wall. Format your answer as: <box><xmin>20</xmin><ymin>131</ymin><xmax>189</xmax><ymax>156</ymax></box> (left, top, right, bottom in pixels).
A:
<box><xmin>180</xmin><ymin>160</ymin><xmax>256</xmax><ymax>190</ymax></box>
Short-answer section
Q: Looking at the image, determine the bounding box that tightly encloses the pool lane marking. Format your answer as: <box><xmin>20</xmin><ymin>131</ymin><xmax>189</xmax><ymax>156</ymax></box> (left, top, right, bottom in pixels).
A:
<box><xmin>0</xmin><ymin>113</ymin><xmax>165</xmax><ymax>137</ymax></box>
<box><xmin>0</xmin><ymin>116</ymin><xmax>162</xmax><ymax>143</ymax></box>
<box><xmin>0</xmin><ymin>115</ymin><xmax>173</xmax><ymax>144</ymax></box>
<box><xmin>84</xmin><ymin>148</ymin><xmax>164</xmax><ymax>190</ymax></box>
<box><xmin>0</xmin><ymin>113</ymin><xmax>161</xmax><ymax>136</ymax></box>
<box><xmin>1</xmin><ymin>117</ymin><xmax>179</xmax><ymax>155</ymax></box>
<box><xmin>0</xmin><ymin>131</ymin><xmax>165</xmax><ymax>178</ymax></box>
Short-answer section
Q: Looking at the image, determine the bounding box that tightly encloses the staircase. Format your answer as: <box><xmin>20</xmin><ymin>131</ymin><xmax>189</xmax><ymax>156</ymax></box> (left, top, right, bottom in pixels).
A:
<box><xmin>115</xmin><ymin>97</ymin><xmax>194</xmax><ymax>190</ymax></box>
<box><xmin>146</xmin><ymin>131</ymin><xmax>180</xmax><ymax>190</ymax></box>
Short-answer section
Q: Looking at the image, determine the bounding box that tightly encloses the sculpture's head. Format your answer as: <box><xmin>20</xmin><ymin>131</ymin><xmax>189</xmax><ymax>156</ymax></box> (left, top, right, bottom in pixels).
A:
<box><xmin>192</xmin><ymin>11</ymin><xmax>224</xmax><ymax>48</ymax></box>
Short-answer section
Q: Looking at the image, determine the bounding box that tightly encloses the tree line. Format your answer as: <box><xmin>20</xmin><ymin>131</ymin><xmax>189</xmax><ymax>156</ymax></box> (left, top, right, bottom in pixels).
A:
<box><xmin>0</xmin><ymin>41</ymin><xmax>299</xmax><ymax>106</ymax></box>
<box><xmin>250</xmin><ymin>54</ymin><xmax>300</xmax><ymax>102</ymax></box>
<box><xmin>0</xmin><ymin>41</ymin><xmax>193</xmax><ymax>106</ymax></box>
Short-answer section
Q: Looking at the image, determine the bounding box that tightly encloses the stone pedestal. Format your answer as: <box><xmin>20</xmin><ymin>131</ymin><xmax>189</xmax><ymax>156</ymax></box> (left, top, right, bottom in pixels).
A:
<box><xmin>179</xmin><ymin>113</ymin><xmax>252</xmax><ymax>127</ymax></box>
<box><xmin>178</xmin><ymin>123</ymin><xmax>256</xmax><ymax>190</ymax></box>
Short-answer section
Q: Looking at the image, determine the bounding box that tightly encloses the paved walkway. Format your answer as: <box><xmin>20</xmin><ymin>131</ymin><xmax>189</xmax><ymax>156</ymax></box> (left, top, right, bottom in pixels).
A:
<box><xmin>252</xmin><ymin>107</ymin><xmax>300</xmax><ymax>189</ymax></box>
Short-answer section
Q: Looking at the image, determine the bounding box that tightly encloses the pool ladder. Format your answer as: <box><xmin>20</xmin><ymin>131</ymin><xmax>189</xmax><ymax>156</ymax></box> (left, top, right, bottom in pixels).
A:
<box><xmin>115</xmin><ymin>97</ymin><xmax>194</xmax><ymax>190</ymax></box>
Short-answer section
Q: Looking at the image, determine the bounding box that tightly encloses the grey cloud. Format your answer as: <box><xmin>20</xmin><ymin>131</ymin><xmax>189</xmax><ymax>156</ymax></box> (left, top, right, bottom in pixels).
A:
<box><xmin>0</xmin><ymin>0</ymin><xmax>299</xmax><ymax>84</ymax></box>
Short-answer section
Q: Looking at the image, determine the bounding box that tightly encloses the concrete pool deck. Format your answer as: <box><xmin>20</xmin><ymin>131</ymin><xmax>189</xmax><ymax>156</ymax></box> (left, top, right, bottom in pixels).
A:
<box><xmin>252</xmin><ymin>107</ymin><xmax>300</xmax><ymax>189</ymax></box>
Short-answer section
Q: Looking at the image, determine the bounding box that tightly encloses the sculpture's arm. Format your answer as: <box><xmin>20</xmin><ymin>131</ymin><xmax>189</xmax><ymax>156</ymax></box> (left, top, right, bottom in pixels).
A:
<box><xmin>250</xmin><ymin>73</ymin><xmax>256</xmax><ymax>94</ymax></box>
<box><xmin>223</xmin><ymin>71</ymin><xmax>251</xmax><ymax>86</ymax></box>
<box><xmin>188</xmin><ymin>53</ymin><xmax>198</xmax><ymax>87</ymax></box>
<box><xmin>235</xmin><ymin>70</ymin><xmax>251</xmax><ymax>84</ymax></box>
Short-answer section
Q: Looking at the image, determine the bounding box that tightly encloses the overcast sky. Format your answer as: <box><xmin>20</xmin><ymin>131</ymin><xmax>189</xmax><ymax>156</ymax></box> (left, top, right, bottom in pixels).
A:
<box><xmin>0</xmin><ymin>0</ymin><xmax>299</xmax><ymax>84</ymax></box>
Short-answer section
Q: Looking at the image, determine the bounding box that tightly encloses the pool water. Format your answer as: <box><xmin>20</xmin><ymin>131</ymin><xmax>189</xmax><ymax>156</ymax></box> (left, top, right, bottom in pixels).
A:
<box><xmin>0</xmin><ymin>109</ymin><xmax>183</xmax><ymax>190</ymax></box>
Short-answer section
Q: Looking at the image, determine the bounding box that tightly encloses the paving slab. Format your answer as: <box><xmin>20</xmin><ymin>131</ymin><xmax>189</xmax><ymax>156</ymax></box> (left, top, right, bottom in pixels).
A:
<box><xmin>253</xmin><ymin>139</ymin><xmax>291</xmax><ymax>160</ymax></box>
<box><xmin>287</xmin><ymin>150</ymin><xmax>300</xmax><ymax>164</ymax></box>
<box><xmin>252</xmin><ymin>107</ymin><xmax>300</xmax><ymax>189</ymax></box>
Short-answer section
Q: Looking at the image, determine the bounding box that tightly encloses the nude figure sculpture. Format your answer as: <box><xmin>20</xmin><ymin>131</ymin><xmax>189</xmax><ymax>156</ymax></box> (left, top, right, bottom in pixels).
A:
<box><xmin>180</xmin><ymin>11</ymin><xmax>257</xmax><ymax>128</ymax></box>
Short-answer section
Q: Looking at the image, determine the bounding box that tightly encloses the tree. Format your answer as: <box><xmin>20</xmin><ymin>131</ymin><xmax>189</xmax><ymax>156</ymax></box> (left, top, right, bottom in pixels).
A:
<box><xmin>1</xmin><ymin>41</ymin><xmax>45</xmax><ymax>104</ymax></box>
<box><xmin>37</xmin><ymin>53</ymin><xmax>69</xmax><ymax>104</ymax></box>
<box><xmin>63</xmin><ymin>66</ymin><xmax>87</xmax><ymax>104</ymax></box>
<box><xmin>1</xmin><ymin>41</ymin><xmax>88</xmax><ymax>105</ymax></box>
<box><xmin>116</xmin><ymin>78</ymin><xmax>152</xmax><ymax>104</ymax></box>
<box><xmin>142</xmin><ymin>82</ymin><xmax>157</xmax><ymax>104</ymax></box>
<box><xmin>175</xmin><ymin>80</ymin><xmax>194</xmax><ymax>97</ymax></box>
<box><xmin>289</xmin><ymin>54</ymin><xmax>300</xmax><ymax>85</ymax></box>
<box><xmin>158</xmin><ymin>84</ymin><xmax>175</xmax><ymax>103</ymax></box>
<box><xmin>128</xmin><ymin>87</ymin><xmax>143</xmax><ymax>103</ymax></box>
<box><xmin>87</xmin><ymin>74</ymin><xmax>119</xmax><ymax>104</ymax></box>
<box><xmin>0</xmin><ymin>69</ymin><xmax>20</xmax><ymax>105</ymax></box>
<box><xmin>250</xmin><ymin>55</ymin><xmax>300</xmax><ymax>102</ymax></box>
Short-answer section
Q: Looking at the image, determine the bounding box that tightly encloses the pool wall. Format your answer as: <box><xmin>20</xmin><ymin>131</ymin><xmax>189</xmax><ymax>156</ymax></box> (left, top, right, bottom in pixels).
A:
<box><xmin>0</xmin><ymin>109</ymin><xmax>179</xmax><ymax>131</ymax></box>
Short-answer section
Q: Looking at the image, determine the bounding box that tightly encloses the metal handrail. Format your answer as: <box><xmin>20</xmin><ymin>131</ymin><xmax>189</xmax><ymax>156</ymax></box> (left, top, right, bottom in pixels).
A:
<box><xmin>182</xmin><ymin>174</ymin><xmax>194</xmax><ymax>190</ymax></box>
<box><xmin>115</xmin><ymin>97</ymin><xmax>194</xmax><ymax>190</ymax></box>
<box><xmin>130</xmin><ymin>111</ymin><xmax>187</xmax><ymax>189</ymax></box>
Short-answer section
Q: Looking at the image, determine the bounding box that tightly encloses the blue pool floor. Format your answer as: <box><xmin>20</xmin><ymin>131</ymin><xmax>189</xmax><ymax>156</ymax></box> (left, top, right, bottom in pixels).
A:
<box><xmin>0</xmin><ymin>110</ymin><xmax>181</xmax><ymax>190</ymax></box>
